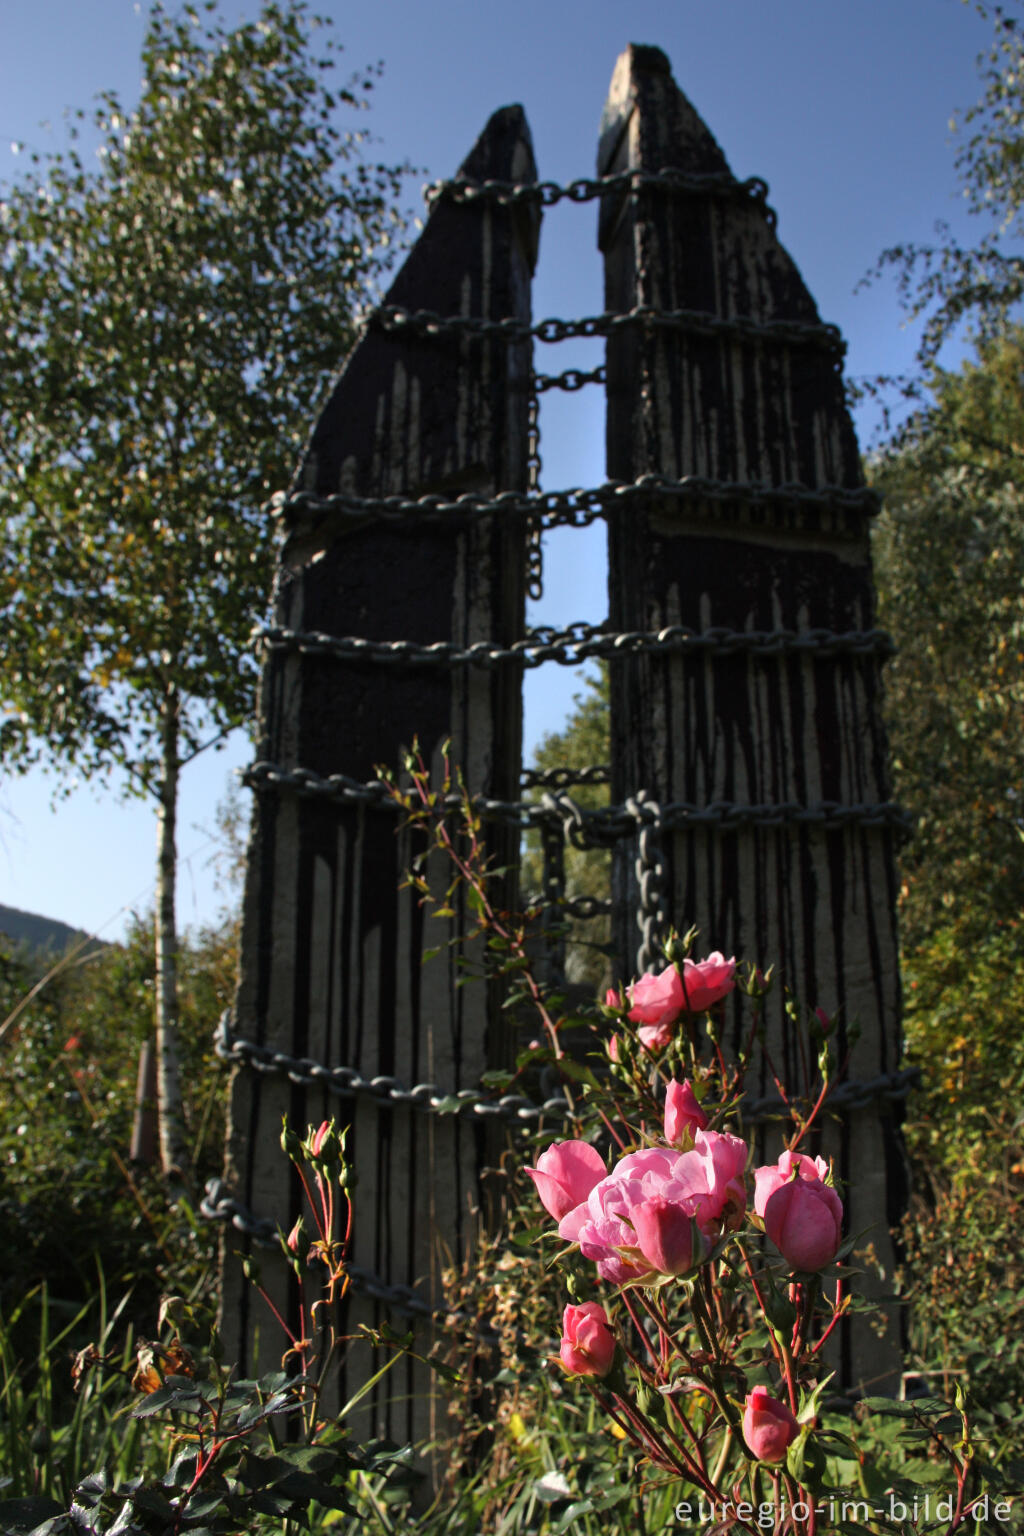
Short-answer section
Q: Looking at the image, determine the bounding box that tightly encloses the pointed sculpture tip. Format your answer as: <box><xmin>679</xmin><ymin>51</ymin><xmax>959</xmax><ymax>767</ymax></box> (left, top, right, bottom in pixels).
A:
<box><xmin>598</xmin><ymin>41</ymin><xmax>731</xmax><ymax>179</ymax></box>
<box><xmin>622</xmin><ymin>43</ymin><xmax>671</xmax><ymax>76</ymax></box>
<box><xmin>457</xmin><ymin>103</ymin><xmax>536</xmax><ymax>186</ymax></box>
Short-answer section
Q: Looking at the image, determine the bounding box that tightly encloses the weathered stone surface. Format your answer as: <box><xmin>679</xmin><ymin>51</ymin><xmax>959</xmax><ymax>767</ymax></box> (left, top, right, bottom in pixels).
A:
<box><xmin>599</xmin><ymin>45</ymin><xmax>903</xmax><ymax>1390</ymax></box>
<box><xmin>220</xmin><ymin>105</ymin><xmax>537</xmax><ymax>1450</ymax></box>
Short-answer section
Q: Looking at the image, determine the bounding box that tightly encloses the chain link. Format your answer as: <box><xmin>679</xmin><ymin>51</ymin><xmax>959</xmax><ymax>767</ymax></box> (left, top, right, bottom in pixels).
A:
<box><xmin>630</xmin><ymin>790</ymin><xmax>668</xmax><ymax>975</ymax></box>
<box><xmin>521</xmin><ymin>764</ymin><xmax>612</xmax><ymax>789</ymax></box>
<box><xmin>259</xmin><ymin>622</ymin><xmax>895</xmax><ymax>672</ymax></box>
<box><xmin>241</xmin><ymin>763</ymin><xmax>914</xmax><ymax>842</ymax></box>
<box><xmin>423</xmin><ymin>167</ymin><xmax>777</xmax><ymax>229</ymax></box>
<box><xmin>214</xmin><ymin>1012</ymin><xmax>571</xmax><ymax>1127</ymax></box>
<box><xmin>532</xmin><ymin>365</ymin><xmax>607</xmax><ymax>394</ymax></box>
<box><xmin>275</xmin><ymin>473</ymin><xmax>880</xmax><ymax>533</ymax></box>
<box><xmin>525</xmin><ymin>387</ymin><xmax>544</xmax><ymax>600</ymax></box>
<box><xmin>208</xmin><ymin>1009</ymin><xmax>922</xmax><ymax>1143</ymax></box>
<box><xmin>371</xmin><ymin>302</ymin><xmax>845</xmax><ymax>356</ymax></box>
<box><xmin>200</xmin><ymin>1178</ymin><xmax>501</xmax><ymax>1335</ymax></box>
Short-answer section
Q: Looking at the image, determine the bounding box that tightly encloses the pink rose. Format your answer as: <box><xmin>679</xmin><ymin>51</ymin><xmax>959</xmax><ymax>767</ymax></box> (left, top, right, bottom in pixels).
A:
<box><xmin>526</xmin><ymin>1140</ymin><xmax>606</xmax><ymax>1223</ymax></box>
<box><xmin>559</xmin><ymin>1132</ymin><xmax>747</xmax><ymax>1282</ymax></box>
<box><xmin>559</xmin><ymin>1302</ymin><xmax>615</xmax><ymax>1378</ymax></box>
<box><xmin>755</xmin><ymin>1151</ymin><xmax>843</xmax><ymax>1271</ymax></box>
<box><xmin>604</xmin><ymin>987</ymin><xmax>622</xmax><ymax>1011</ymax></box>
<box><xmin>628</xmin><ymin>967</ymin><xmax>685</xmax><ymax>1027</ymax></box>
<box><xmin>679</xmin><ymin>952</ymin><xmax>736</xmax><ymax>1013</ymax></box>
<box><xmin>664</xmin><ymin>1079</ymin><xmax>708</xmax><ymax>1147</ymax></box>
<box><xmin>742</xmin><ymin>1387</ymin><xmax>798</xmax><ymax>1462</ymax></box>
<box><xmin>630</xmin><ymin>1196</ymin><xmax>707</xmax><ymax>1276</ymax></box>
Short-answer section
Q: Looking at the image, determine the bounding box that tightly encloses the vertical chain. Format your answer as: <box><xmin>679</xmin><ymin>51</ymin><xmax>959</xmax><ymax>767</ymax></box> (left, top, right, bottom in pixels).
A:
<box><xmin>539</xmin><ymin>815</ymin><xmax>567</xmax><ymax>984</ymax></box>
<box><xmin>633</xmin><ymin>792</ymin><xmax>667</xmax><ymax>975</ymax></box>
<box><xmin>525</xmin><ymin>384</ymin><xmax>544</xmax><ymax>600</ymax></box>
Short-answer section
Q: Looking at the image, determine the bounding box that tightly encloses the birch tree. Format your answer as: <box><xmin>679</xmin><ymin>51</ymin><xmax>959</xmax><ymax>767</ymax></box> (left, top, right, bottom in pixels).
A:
<box><xmin>0</xmin><ymin>0</ymin><xmax>408</xmax><ymax>1183</ymax></box>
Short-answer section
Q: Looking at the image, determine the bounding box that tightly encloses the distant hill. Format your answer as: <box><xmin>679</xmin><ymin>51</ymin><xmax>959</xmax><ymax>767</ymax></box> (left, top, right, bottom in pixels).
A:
<box><xmin>0</xmin><ymin>903</ymin><xmax>105</xmax><ymax>957</ymax></box>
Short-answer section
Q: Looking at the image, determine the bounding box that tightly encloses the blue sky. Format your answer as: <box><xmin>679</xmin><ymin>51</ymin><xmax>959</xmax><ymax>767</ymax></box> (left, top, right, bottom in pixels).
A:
<box><xmin>0</xmin><ymin>0</ymin><xmax>1000</xmax><ymax>940</ymax></box>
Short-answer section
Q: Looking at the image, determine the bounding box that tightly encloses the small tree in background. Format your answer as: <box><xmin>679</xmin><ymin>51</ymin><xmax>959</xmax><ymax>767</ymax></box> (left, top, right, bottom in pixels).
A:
<box><xmin>521</xmin><ymin>665</ymin><xmax>611</xmax><ymax>992</ymax></box>
<box><xmin>0</xmin><ymin>0</ymin><xmax>409</xmax><ymax>1183</ymax></box>
<box><xmin>870</xmin><ymin>330</ymin><xmax>1024</xmax><ymax>953</ymax></box>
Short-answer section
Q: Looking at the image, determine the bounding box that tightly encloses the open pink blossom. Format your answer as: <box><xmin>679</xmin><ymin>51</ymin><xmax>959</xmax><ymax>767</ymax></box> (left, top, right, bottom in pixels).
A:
<box><xmin>560</xmin><ymin>1302</ymin><xmax>615</xmax><ymax>1377</ymax></box>
<box><xmin>627</xmin><ymin>967</ymin><xmax>685</xmax><ymax>1027</ymax></box>
<box><xmin>664</xmin><ymin>1079</ymin><xmax>708</xmax><ymax>1147</ymax></box>
<box><xmin>559</xmin><ymin>1131</ymin><xmax>748</xmax><ymax>1282</ymax></box>
<box><xmin>526</xmin><ymin>1140</ymin><xmax>607</xmax><ymax>1223</ymax></box>
<box><xmin>679</xmin><ymin>952</ymin><xmax>736</xmax><ymax>1012</ymax></box>
<box><xmin>742</xmin><ymin>1387</ymin><xmax>798</xmax><ymax>1462</ymax></box>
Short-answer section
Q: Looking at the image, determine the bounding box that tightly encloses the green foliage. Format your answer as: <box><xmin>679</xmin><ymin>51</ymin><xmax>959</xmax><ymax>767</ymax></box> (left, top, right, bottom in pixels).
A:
<box><xmin>0</xmin><ymin>0</ymin><xmax>408</xmax><ymax>786</ymax></box>
<box><xmin>521</xmin><ymin>665</ymin><xmax>611</xmax><ymax>991</ymax></box>
<box><xmin>0</xmin><ymin>0</ymin><xmax>411</xmax><ymax>1178</ymax></box>
<box><xmin>870</xmin><ymin>329</ymin><xmax>1024</xmax><ymax>1469</ymax></box>
<box><xmin>870</xmin><ymin>330</ymin><xmax>1024</xmax><ymax>950</ymax></box>
<box><xmin>0</xmin><ymin>1276</ymin><xmax>157</xmax><ymax>1507</ymax></box>
<box><xmin>0</xmin><ymin>914</ymin><xmax>234</xmax><ymax>1325</ymax></box>
<box><xmin>0</xmin><ymin>1123</ymin><xmax>417</xmax><ymax>1536</ymax></box>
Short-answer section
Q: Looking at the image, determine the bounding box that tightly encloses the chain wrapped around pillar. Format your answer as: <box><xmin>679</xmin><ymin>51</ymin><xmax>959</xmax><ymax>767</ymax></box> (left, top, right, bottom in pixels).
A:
<box><xmin>598</xmin><ymin>45</ymin><xmax>904</xmax><ymax>1391</ymax></box>
<box><xmin>218</xmin><ymin>106</ymin><xmax>539</xmax><ymax>1455</ymax></box>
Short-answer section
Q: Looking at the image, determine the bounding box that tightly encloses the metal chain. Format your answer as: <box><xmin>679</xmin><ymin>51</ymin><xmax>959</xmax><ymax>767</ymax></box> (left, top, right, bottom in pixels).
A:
<box><xmin>532</xmin><ymin>365</ymin><xmax>607</xmax><ymax>394</ymax></box>
<box><xmin>538</xmin><ymin>816</ymin><xmax>568</xmax><ymax>975</ymax></box>
<box><xmin>259</xmin><ymin>622</ymin><xmax>895</xmax><ymax>672</ymax></box>
<box><xmin>214</xmin><ymin>1013</ymin><xmax>571</xmax><ymax>1127</ymax></box>
<box><xmin>275</xmin><ymin>473</ymin><xmax>880</xmax><ymax>533</ymax></box>
<box><xmin>521</xmin><ymin>764</ymin><xmax>612</xmax><ymax>789</ymax></box>
<box><xmin>241</xmin><ymin>763</ymin><xmax>914</xmax><ymax>842</ymax></box>
<box><xmin>199</xmin><ymin>1178</ymin><xmax>501</xmax><ymax>1336</ymax></box>
<box><xmin>370</xmin><ymin>302</ymin><xmax>845</xmax><ymax>356</ymax></box>
<box><xmin>208</xmin><ymin>1013</ymin><xmax>922</xmax><ymax>1144</ymax></box>
<box><xmin>631</xmin><ymin>791</ymin><xmax>668</xmax><ymax>975</ymax></box>
<box><xmin>423</xmin><ymin>167</ymin><xmax>777</xmax><ymax>229</ymax></box>
<box><xmin>525</xmin><ymin>386</ymin><xmax>544</xmax><ymax>600</ymax></box>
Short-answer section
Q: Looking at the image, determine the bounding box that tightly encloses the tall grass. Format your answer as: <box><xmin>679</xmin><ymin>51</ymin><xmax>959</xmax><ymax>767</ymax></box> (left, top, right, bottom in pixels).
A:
<box><xmin>0</xmin><ymin>1264</ymin><xmax>167</xmax><ymax>1504</ymax></box>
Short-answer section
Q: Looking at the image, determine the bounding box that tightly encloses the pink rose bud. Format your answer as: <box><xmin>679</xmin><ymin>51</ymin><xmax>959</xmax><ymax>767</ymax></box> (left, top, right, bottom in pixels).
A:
<box><xmin>664</xmin><ymin>1079</ymin><xmax>708</xmax><ymax>1147</ymax></box>
<box><xmin>755</xmin><ymin>1151</ymin><xmax>842</xmax><ymax>1271</ymax></box>
<box><xmin>286</xmin><ymin>1217</ymin><xmax>303</xmax><ymax>1254</ymax></box>
<box><xmin>754</xmin><ymin>1150</ymin><xmax>829</xmax><ymax>1217</ymax></box>
<box><xmin>637</xmin><ymin>1019</ymin><xmax>674</xmax><ymax>1054</ymax></box>
<box><xmin>629</xmin><ymin>1196</ymin><xmax>707</xmax><ymax>1277</ymax></box>
<box><xmin>627</xmin><ymin>967</ymin><xmax>686</xmax><ymax>1027</ymax></box>
<box><xmin>604</xmin><ymin>988</ymin><xmax>622</xmax><ymax>1011</ymax></box>
<box><xmin>608</xmin><ymin>1034</ymin><xmax>621</xmax><ymax>1062</ymax></box>
<box><xmin>814</xmin><ymin>1006</ymin><xmax>833</xmax><ymax>1035</ymax></box>
<box><xmin>559</xmin><ymin>1302</ymin><xmax>615</xmax><ymax>1378</ymax></box>
<box><xmin>680</xmin><ymin>952</ymin><xmax>736</xmax><ymax>1013</ymax></box>
<box><xmin>764</xmin><ymin>1178</ymin><xmax>843</xmax><ymax>1272</ymax></box>
<box><xmin>525</xmin><ymin>1140</ymin><xmax>607</xmax><ymax>1223</ymax></box>
<box><xmin>742</xmin><ymin>1386</ymin><xmax>799</xmax><ymax>1462</ymax></box>
<box><xmin>311</xmin><ymin>1121</ymin><xmax>331</xmax><ymax>1157</ymax></box>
